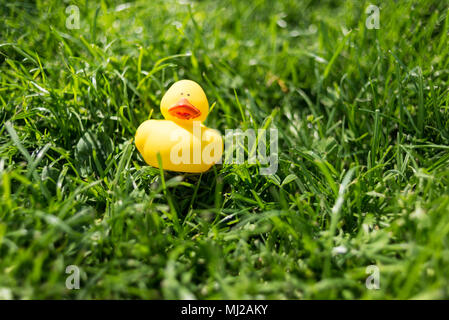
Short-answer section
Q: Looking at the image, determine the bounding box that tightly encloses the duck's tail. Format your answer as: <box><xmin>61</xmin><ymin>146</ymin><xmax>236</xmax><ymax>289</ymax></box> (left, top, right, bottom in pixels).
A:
<box><xmin>135</xmin><ymin>120</ymin><xmax>152</xmax><ymax>154</ymax></box>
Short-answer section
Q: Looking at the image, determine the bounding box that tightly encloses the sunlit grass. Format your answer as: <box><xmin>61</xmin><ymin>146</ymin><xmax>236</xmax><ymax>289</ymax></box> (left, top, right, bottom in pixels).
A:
<box><xmin>1</xmin><ymin>0</ymin><xmax>449</xmax><ymax>299</ymax></box>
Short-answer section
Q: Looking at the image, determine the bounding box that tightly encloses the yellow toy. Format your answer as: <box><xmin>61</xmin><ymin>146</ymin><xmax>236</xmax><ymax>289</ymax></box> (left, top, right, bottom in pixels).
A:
<box><xmin>135</xmin><ymin>80</ymin><xmax>223</xmax><ymax>173</ymax></box>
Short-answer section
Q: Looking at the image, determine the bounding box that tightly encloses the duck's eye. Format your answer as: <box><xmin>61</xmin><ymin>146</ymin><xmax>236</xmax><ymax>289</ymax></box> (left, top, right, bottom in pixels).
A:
<box><xmin>180</xmin><ymin>92</ymin><xmax>183</xmax><ymax>95</ymax></box>
<box><xmin>187</xmin><ymin>93</ymin><xmax>190</xmax><ymax>96</ymax></box>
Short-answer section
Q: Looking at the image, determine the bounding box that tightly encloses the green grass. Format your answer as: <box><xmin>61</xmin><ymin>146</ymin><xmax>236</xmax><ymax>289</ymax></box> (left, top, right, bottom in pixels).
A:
<box><xmin>1</xmin><ymin>0</ymin><xmax>449</xmax><ymax>299</ymax></box>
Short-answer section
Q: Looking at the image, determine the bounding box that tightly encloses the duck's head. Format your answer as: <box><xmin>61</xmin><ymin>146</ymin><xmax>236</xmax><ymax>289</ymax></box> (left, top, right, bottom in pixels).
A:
<box><xmin>160</xmin><ymin>80</ymin><xmax>209</xmax><ymax>124</ymax></box>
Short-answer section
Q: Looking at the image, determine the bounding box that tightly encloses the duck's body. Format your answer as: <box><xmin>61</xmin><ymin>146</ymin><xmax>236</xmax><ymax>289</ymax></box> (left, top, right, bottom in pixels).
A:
<box><xmin>135</xmin><ymin>119</ymin><xmax>222</xmax><ymax>173</ymax></box>
<box><xmin>135</xmin><ymin>80</ymin><xmax>223</xmax><ymax>173</ymax></box>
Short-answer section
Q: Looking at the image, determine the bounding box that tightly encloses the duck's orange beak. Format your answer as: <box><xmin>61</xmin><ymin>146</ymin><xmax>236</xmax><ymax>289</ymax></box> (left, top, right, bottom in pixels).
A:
<box><xmin>168</xmin><ymin>98</ymin><xmax>201</xmax><ymax>120</ymax></box>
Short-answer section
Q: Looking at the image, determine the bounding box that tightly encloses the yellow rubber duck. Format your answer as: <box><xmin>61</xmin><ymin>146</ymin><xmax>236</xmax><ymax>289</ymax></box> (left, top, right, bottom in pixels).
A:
<box><xmin>135</xmin><ymin>80</ymin><xmax>223</xmax><ymax>173</ymax></box>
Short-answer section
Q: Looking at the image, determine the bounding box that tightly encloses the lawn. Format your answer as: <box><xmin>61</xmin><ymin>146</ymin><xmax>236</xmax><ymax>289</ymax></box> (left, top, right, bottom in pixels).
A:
<box><xmin>1</xmin><ymin>0</ymin><xmax>449</xmax><ymax>299</ymax></box>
